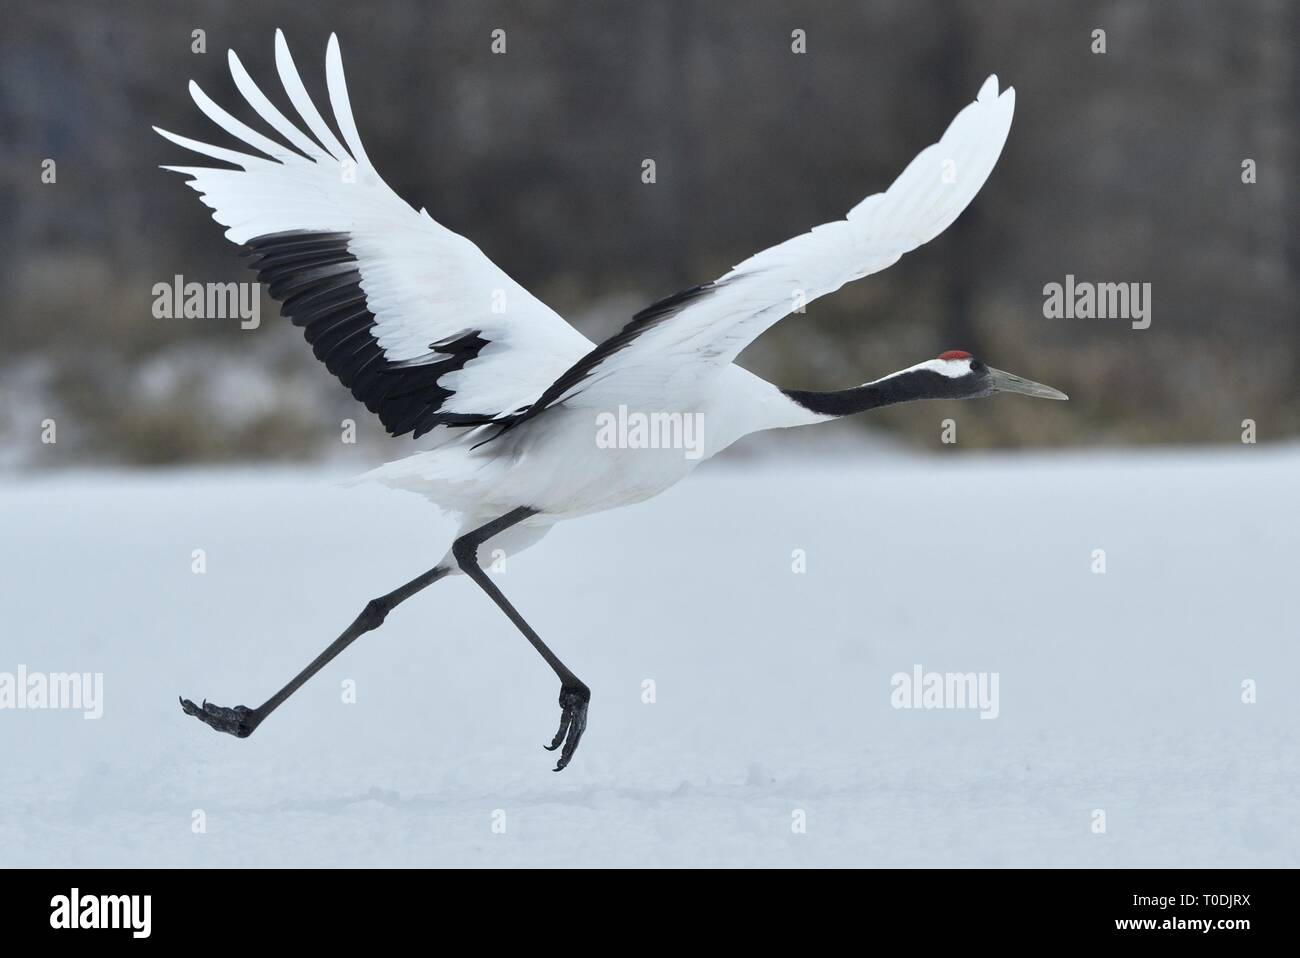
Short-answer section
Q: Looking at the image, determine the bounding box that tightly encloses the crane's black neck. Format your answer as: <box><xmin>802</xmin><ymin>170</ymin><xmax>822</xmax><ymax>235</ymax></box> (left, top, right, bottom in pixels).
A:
<box><xmin>782</xmin><ymin>368</ymin><xmax>973</xmax><ymax>417</ymax></box>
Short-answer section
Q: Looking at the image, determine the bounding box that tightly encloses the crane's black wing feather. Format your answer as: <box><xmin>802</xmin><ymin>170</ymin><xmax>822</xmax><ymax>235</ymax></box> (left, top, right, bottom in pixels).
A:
<box><xmin>244</xmin><ymin>230</ymin><xmax>499</xmax><ymax>438</ymax></box>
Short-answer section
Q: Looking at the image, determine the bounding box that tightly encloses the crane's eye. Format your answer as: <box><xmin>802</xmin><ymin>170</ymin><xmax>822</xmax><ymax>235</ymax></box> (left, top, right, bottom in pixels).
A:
<box><xmin>970</xmin><ymin>360</ymin><xmax>984</xmax><ymax>372</ymax></box>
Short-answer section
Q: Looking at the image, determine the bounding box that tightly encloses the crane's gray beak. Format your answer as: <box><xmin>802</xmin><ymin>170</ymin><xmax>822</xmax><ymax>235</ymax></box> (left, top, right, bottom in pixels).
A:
<box><xmin>987</xmin><ymin>367</ymin><xmax>1069</xmax><ymax>401</ymax></box>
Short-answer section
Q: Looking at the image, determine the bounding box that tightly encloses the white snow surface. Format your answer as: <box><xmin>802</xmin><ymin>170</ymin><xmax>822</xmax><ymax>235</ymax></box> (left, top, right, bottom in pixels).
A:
<box><xmin>1</xmin><ymin>447</ymin><xmax>1296</xmax><ymax>867</ymax></box>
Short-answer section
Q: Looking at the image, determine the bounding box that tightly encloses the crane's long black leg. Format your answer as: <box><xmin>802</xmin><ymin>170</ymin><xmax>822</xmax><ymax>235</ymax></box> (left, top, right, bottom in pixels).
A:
<box><xmin>452</xmin><ymin>507</ymin><xmax>589</xmax><ymax>772</ymax></box>
<box><xmin>180</xmin><ymin>563</ymin><xmax>451</xmax><ymax>737</ymax></box>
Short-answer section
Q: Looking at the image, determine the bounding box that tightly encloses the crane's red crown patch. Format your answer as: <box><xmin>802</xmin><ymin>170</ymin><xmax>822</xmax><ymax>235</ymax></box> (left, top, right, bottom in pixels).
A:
<box><xmin>938</xmin><ymin>350</ymin><xmax>973</xmax><ymax>361</ymax></box>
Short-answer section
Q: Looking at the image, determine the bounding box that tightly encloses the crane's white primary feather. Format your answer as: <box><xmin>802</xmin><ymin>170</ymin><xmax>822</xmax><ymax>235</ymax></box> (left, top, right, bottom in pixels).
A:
<box><xmin>530</xmin><ymin>76</ymin><xmax>1015</xmax><ymax>419</ymax></box>
<box><xmin>323</xmin><ymin>35</ymin><xmax>374</xmax><ymax>170</ymax></box>
<box><xmin>155</xmin><ymin>31</ymin><xmax>591</xmax><ymax>436</ymax></box>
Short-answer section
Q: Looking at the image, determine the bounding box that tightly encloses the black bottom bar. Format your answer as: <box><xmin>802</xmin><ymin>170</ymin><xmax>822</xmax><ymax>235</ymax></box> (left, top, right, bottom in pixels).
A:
<box><xmin>0</xmin><ymin>867</ymin><xmax>1283</xmax><ymax>944</ymax></box>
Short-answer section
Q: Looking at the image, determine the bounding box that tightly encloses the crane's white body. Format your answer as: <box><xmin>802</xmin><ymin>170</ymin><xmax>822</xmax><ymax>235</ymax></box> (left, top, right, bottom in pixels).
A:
<box><xmin>356</xmin><ymin>366</ymin><xmax>802</xmax><ymax>516</ymax></box>
<box><xmin>157</xmin><ymin>32</ymin><xmax>1016</xmax><ymax>567</ymax></box>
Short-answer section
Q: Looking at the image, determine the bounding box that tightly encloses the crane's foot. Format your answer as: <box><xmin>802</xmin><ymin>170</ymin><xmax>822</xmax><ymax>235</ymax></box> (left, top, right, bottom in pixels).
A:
<box><xmin>543</xmin><ymin>683</ymin><xmax>589</xmax><ymax>772</ymax></box>
<box><xmin>179</xmin><ymin>697</ymin><xmax>259</xmax><ymax>738</ymax></box>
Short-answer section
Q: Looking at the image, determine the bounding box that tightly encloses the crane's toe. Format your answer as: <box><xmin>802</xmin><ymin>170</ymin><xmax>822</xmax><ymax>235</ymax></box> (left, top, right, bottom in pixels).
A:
<box><xmin>544</xmin><ymin>684</ymin><xmax>590</xmax><ymax>771</ymax></box>
<box><xmin>179</xmin><ymin>696</ymin><xmax>258</xmax><ymax>738</ymax></box>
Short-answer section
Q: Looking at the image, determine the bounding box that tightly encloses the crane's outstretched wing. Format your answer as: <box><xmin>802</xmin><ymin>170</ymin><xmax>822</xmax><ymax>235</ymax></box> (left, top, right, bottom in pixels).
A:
<box><xmin>499</xmin><ymin>75</ymin><xmax>1015</xmax><ymax>435</ymax></box>
<box><xmin>156</xmin><ymin>31</ymin><xmax>591</xmax><ymax>438</ymax></box>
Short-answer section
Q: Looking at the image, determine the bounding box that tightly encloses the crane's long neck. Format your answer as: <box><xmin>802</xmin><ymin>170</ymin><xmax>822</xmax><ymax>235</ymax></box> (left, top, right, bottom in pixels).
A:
<box><xmin>781</xmin><ymin>364</ymin><xmax>973</xmax><ymax>420</ymax></box>
<box><xmin>707</xmin><ymin>362</ymin><xmax>973</xmax><ymax>458</ymax></box>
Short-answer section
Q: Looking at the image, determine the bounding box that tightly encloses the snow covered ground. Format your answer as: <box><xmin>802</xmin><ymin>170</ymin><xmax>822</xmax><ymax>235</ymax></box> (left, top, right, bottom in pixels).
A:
<box><xmin>1</xmin><ymin>445</ymin><xmax>1296</xmax><ymax>867</ymax></box>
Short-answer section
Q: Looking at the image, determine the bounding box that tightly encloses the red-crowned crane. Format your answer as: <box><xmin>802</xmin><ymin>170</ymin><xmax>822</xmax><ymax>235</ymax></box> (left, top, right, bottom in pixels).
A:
<box><xmin>159</xmin><ymin>32</ymin><xmax>1066</xmax><ymax>771</ymax></box>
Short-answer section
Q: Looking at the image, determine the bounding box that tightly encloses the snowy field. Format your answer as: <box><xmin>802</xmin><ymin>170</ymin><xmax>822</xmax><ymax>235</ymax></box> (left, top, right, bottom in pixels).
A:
<box><xmin>1</xmin><ymin>445</ymin><xmax>1296</xmax><ymax>868</ymax></box>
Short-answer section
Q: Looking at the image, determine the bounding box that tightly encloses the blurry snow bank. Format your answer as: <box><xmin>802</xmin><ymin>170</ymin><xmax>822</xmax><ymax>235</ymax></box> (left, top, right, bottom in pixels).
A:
<box><xmin>0</xmin><ymin>445</ymin><xmax>1296</xmax><ymax>867</ymax></box>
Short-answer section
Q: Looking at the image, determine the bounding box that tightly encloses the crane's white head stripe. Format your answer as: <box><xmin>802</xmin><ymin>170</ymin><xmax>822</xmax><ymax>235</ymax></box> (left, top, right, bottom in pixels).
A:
<box><xmin>872</xmin><ymin>357</ymin><xmax>974</xmax><ymax>384</ymax></box>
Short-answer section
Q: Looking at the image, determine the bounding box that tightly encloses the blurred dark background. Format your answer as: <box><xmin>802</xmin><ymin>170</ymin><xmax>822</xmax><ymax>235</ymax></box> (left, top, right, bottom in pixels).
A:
<box><xmin>1</xmin><ymin>0</ymin><xmax>1296</xmax><ymax>467</ymax></box>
